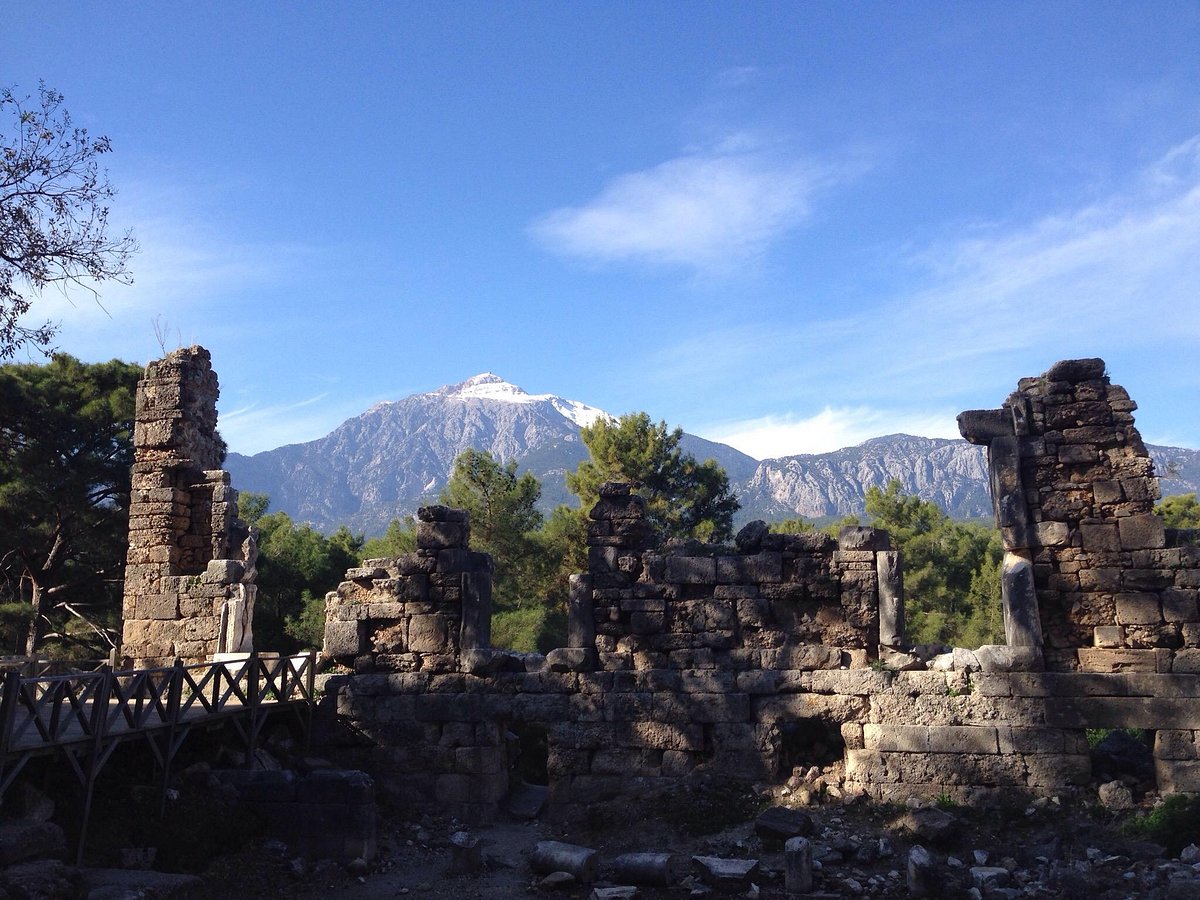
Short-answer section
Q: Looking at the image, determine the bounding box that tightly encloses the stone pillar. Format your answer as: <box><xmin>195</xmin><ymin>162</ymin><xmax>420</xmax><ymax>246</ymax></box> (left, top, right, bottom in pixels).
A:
<box><xmin>876</xmin><ymin>550</ymin><xmax>904</xmax><ymax>647</ymax></box>
<box><xmin>121</xmin><ymin>347</ymin><xmax>254</xmax><ymax>667</ymax></box>
<box><xmin>460</xmin><ymin>571</ymin><xmax>493</xmax><ymax>653</ymax></box>
<box><xmin>567</xmin><ymin>574</ymin><xmax>595</xmax><ymax>649</ymax></box>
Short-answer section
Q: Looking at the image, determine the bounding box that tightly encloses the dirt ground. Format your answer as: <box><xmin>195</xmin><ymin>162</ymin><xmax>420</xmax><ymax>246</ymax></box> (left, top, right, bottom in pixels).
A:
<box><xmin>190</xmin><ymin>788</ymin><xmax>1185</xmax><ymax>900</ymax></box>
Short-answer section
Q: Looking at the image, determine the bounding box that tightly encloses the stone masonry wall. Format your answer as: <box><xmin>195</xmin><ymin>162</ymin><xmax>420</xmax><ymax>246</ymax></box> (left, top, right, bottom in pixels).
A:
<box><xmin>959</xmin><ymin>358</ymin><xmax>1200</xmax><ymax>673</ymax></box>
<box><xmin>306</xmin><ymin>357</ymin><xmax>1200</xmax><ymax>822</ymax></box>
<box><xmin>121</xmin><ymin>347</ymin><xmax>255</xmax><ymax>667</ymax></box>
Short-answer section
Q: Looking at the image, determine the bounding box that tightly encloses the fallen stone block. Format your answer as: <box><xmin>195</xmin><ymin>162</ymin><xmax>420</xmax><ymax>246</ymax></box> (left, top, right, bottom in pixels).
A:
<box><xmin>784</xmin><ymin>836</ymin><xmax>813</xmax><ymax>894</ymax></box>
<box><xmin>907</xmin><ymin>844</ymin><xmax>936</xmax><ymax>898</ymax></box>
<box><xmin>448</xmin><ymin>831</ymin><xmax>482</xmax><ymax>875</ymax></box>
<box><xmin>590</xmin><ymin>887</ymin><xmax>639</xmax><ymax>900</ymax></box>
<box><xmin>754</xmin><ymin>806</ymin><xmax>814</xmax><ymax>846</ymax></box>
<box><xmin>610</xmin><ymin>852</ymin><xmax>672</xmax><ymax>886</ymax></box>
<box><xmin>531</xmin><ymin>841</ymin><xmax>598</xmax><ymax>883</ymax></box>
<box><xmin>0</xmin><ymin>819</ymin><xmax>66</xmax><ymax>866</ymax></box>
<box><xmin>691</xmin><ymin>855</ymin><xmax>759</xmax><ymax>891</ymax></box>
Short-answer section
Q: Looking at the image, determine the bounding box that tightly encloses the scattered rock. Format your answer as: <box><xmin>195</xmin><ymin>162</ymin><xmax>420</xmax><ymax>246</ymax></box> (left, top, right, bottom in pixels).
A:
<box><xmin>531</xmin><ymin>841</ymin><xmax>598</xmax><ymax>883</ymax></box>
<box><xmin>610</xmin><ymin>852</ymin><xmax>673</xmax><ymax>886</ymax></box>
<box><xmin>691</xmin><ymin>856</ymin><xmax>759</xmax><ymax>891</ymax></box>
<box><xmin>539</xmin><ymin>871</ymin><xmax>576</xmax><ymax>889</ymax></box>
<box><xmin>1099</xmin><ymin>779</ymin><xmax>1136</xmax><ymax>810</ymax></box>
<box><xmin>0</xmin><ymin>818</ymin><xmax>67</xmax><ymax>865</ymax></box>
<box><xmin>753</xmin><ymin>806</ymin><xmax>814</xmax><ymax>846</ymax></box>
<box><xmin>590</xmin><ymin>887</ymin><xmax>639</xmax><ymax>900</ymax></box>
<box><xmin>898</xmin><ymin>807</ymin><xmax>958</xmax><ymax>845</ymax></box>
<box><xmin>907</xmin><ymin>845</ymin><xmax>936</xmax><ymax>898</ymax></box>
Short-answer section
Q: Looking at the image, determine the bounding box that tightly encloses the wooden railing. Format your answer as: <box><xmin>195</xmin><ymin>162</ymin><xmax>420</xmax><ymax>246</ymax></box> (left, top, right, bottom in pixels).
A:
<box><xmin>0</xmin><ymin>652</ymin><xmax>316</xmax><ymax>754</ymax></box>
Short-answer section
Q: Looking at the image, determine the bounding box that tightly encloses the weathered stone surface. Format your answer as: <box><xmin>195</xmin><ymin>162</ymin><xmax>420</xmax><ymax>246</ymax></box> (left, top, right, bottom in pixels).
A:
<box><xmin>754</xmin><ymin>806</ymin><xmax>814</xmax><ymax>845</ymax></box>
<box><xmin>691</xmin><ymin>856</ymin><xmax>759</xmax><ymax>888</ymax></box>
<box><xmin>531</xmin><ymin>841</ymin><xmax>598</xmax><ymax>882</ymax></box>
<box><xmin>784</xmin><ymin>836</ymin><xmax>814</xmax><ymax>894</ymax></box>
<box><xmin>907</xmin><ymin>844</ymin><xmax>936</xmax><ymax>898</ymax></box>
<box><xmin>610</xmin><ymin>852</ymin><xmax>672</xmax><ymax>886</ymax></box>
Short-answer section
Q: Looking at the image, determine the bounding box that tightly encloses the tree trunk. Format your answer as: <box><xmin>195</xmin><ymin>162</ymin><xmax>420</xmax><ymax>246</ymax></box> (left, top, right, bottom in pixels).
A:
<box><xmin>23</xmin><ymin>529</ymin><xmax>65</xmax><ymax>657</ymax></box>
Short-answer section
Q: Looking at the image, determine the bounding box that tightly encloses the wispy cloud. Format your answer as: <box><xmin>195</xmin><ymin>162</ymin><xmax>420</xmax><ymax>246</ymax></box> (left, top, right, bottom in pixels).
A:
<box><xmin>17</xmin><ymin>176</ymin><xmax>316</xmax><ymax>363</ymax></box>
<box><xmin>664</xmin><ymin>134</ymin><xmax>1200</xmax><ymax>454</ymax></box>
<box><xmin>706</xmin><ymin>407</ymin><xmax>963</xmax><ymax>459</ymax></box>
<box><xmin>530</xmin><ymin>149</ymin><xmax>853</xmax><ymax>273</ymax></box>
<box><xmin>218</xmin><ymin>392</ymin><xmax>337</xmax><ymax>455</ymax></box>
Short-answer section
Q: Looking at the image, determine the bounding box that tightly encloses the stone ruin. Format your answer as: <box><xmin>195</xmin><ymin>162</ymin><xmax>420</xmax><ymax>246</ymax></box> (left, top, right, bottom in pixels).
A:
<box><xmin>959</xmin><ymin>357</ymin><xmax>1200</xmax><ymax>674</ymax></box>
<box><xmin>121</xmin><ymin>346</ymin><xmax>257</xmax><ymax>668</ymax></box>
<box><xmin>317</xmin><ymin>357</ymin><xmax>1200</xmax><ymax>822</ymax></box>
<box><xmin>115</xmin><ymin>350</ymin><xmax>1200</xmax><ymax>822</ymax></box>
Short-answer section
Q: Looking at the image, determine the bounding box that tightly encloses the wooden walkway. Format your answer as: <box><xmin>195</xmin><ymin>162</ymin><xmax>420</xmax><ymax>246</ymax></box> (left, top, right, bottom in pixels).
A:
<box><xmin>0</xmin><ymin>652</ymin><xmax>317</xmax><ymax>862</ymax></box>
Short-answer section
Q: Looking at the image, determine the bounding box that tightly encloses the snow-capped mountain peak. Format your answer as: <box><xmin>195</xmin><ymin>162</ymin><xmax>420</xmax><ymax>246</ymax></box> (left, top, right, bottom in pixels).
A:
<box><xmin>435</xmin><ymin>373</ymin><xmax>609</xmax><ymax>428</ymax></box>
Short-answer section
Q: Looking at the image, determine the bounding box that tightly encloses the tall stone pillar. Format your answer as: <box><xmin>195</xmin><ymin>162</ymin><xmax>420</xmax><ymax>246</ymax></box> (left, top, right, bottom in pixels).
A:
<box><xmin>121</xmin><ymin>347</ymin><xmax>254</xmax><ymax>667</ymax></box>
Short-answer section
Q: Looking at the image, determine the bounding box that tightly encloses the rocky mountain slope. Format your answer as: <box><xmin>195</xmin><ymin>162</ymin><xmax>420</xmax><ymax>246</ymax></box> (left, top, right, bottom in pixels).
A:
<box><xmin>225</xmin><ymin>374</ymin><xmax>1200</xmax><ymax>535</ymax></box>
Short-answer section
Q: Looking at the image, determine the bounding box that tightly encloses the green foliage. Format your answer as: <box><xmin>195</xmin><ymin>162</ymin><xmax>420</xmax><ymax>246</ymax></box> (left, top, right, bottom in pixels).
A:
<box><xmin>567</xmin><ymin>412</ymin><xmax>739</xmax><ymax>543</ymax></box>
<box><xmin>1126</xmin><ymin>794</ymin><xmax>1200</xmax><ymax>854</ymax></box>
<box><xmin>1</xmin><ymin>82</ymin><xmax>136</xmax><ymax>358</ymax></box>
<box><xmin>0</xmin><ymin>354</ymin><xmax>140</xmax><ymax>655</ymax></box>
<box><xmin>237</xmin><ymin>491</ymin><xmax>270</xmax><ymax>527</ymax></box>
<box><xmin>440</xmin><ymin>449</ymin><xmax>547</xmax><ymax>610</ymax></box>
<box><xmin>361</xmin><ymin>517</ymin><xmax>417</xmax><ymax>558</ymax></box>
<box><xmin>864</xmin><ymin>480</ymin><xmax>1003</xmax><ymax>647</ymax></box>
<box><xmin>1156</xmin><ymin>493</ymin><xmax>1200</xmax><ymax>529</ymax></box>
<box><xmin>247</xmin><ymin>499</ymin><xmax>363</xmax><ymax>652</ymax></box>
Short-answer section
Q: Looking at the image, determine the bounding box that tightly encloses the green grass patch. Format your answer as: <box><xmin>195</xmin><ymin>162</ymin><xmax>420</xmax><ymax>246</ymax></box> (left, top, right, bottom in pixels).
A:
<box><xmin>1125</xmin><ymin>794</ymin><xmax>1200</xmax><ymax>855</ymax></box>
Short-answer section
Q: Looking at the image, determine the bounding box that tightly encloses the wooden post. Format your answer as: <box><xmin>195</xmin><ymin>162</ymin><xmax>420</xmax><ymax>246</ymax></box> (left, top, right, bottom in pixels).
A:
<box><xmin>245</xmin><ymin>652</ymin><xmax>260</xmax><ymax>769</ymax></box>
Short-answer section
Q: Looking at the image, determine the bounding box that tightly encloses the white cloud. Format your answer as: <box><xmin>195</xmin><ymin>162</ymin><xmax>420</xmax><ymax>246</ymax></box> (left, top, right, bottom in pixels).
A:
<box><xmin>218</xmin><ymin>392</ymin><xmax>339</xmax><ymax>455</ymax></box>
<box><xmin>530</xmin><ymin>151</ymin><xmax>845</xmax><ymax>272</ymax></box>
<box><xmin>665</xmin><ymin>133</ymin><xmax>1200</xmax><ymax>452</ymax></box>
<box><xmin>705</xmin><ymin>407</ymin><xmax>963</xmax><ymax>459</ymax></box>
<box><xmin>14</xmin><ymin>176</ymin><xmax>314</xmax><ymax>363</ymax></box>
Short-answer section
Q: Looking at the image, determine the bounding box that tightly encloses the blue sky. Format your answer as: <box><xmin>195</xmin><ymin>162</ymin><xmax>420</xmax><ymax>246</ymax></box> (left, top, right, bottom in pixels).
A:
<box><xmin>6</xmin><ymin>3</ymin><xmax>1200</xmax><ymax>457</ymax></box>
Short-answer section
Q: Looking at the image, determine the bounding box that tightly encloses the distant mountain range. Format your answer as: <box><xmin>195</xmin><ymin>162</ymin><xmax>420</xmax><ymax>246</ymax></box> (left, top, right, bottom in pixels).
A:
<box><xmin>225</xmin><ymin>373</ymin><xmax>1200</xmax><ymax>536</ymax></box>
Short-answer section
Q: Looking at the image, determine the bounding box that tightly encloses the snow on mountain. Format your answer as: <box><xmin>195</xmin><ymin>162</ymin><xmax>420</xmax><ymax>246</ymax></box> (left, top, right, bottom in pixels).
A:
<box><xmin>224</xmin><ymin>374</ymin><xmax>1200</xmax><ymax>537</ymax></box>
<box><xmin>438</xmin><ymin>373</ymin><xmax>609</xmax><ymax>428</ymax></box>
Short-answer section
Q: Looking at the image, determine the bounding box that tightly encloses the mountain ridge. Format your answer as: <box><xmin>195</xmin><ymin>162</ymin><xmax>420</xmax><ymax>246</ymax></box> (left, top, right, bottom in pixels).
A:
<box><xmin>224</xmin><ymin>374</ymin><xmax>1200</xmax><ymax>536</ymax></box>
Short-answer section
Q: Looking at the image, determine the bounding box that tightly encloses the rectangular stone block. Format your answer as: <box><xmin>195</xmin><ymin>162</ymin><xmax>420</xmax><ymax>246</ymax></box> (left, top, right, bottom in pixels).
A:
<box><xmin>1045</xmin><ymin>696</ymin><xmax>1200</xmax><ymax>729</ymax></box>
<box><xmin>863</xmin><ymin>724</ymin><xmax>927</xmax><ymax>752</ymax></box>
<box><xmin>1163</xmin><ymin>588</ymin><xmax>1198</xmax><ymax>623</ymax></box>
<box><xmin>1115</xmin><ymin>592</ymin><xmax>1161</xmax><ymax>625</ymax></box>
<box><xmin>1025</xmin><ymin>753</ymin><xmax>1091</xmax><ymax>787</ymax></box>
<box><xmin>416</xmin><ymin>521</ymin><xmax>468</xmax><ymax>551</ymax></box>
<box><xmin>324</xmin><ymin>619</ymin><xmax>365</xmax><ymax>657</ymax></box>
<box><xmin>1119</xmin><ymin>514</ymin><xmax>1167</xmax><ymax>551</ymax></box>
<box><xmin>1154</xmin><ymin>730</ymin><xmax>1200</xmax><ymax>761</ymax></box>
<box><xmin>137</xmin><ymin>593</ymin><xmax>179</xmax><ymax>620</ymax></box>
<box><xmin>664</xmin><ymin>556</ymin><xmax>717</xmax><ymax>584</ymax></box>
<box><xmin>997</xmin><ymin>726</ymin><xmax>1065</xmax><ymax>754</ymax></box>
<box><xmin>716</xmin><ymin>552</ymin><xmax>783</xmax><ymax>584</ymax></box>
<box><xmin>1077</xmin><ymin>648</ymin><xmax>1160</xmax><ymax>673</ymax></box>
<box><xmin>1155</xmin><ymin>759</ymin><xmax>1200</xmax><ymax>792</ymax></box>
<box><xmin>1080</xmin><ymin>522</ymin><xmax>1120</xmax><ymax>552</ymax></box>
<box><xmin>925</xmin><ymin>725</ymin><xmax>999</xmax><ymax>754</ymax></box>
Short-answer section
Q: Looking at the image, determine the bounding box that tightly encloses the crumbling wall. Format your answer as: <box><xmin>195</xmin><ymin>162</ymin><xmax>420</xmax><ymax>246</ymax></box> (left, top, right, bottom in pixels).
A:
<box><xmin>121</xmin><ymin>347</ymin><xmax>256</xmax><ymax>667</ymax></box>
<box><xmin>581</xmin><ymin>482</ymin><xmax>902</xmax><ymax>665</ymax></box>
<box><xmin>959</xmin><ymin>357</ymin><xmax>1200</xmax><ymax>673</ymax></box>
<box><xmin>307</xmin><ymin>356</ymin><xmax>1200</xmax><ymax>820</ymax></box>
<box><xmin>320</xmin><ymin>487</ymin><xmax>920</xmax><ymax>824</ymax></box>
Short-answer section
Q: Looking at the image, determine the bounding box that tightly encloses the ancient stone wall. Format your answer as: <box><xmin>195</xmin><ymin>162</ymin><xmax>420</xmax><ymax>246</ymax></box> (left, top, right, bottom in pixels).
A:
<box><xmin>121</xmin><ymin>347</ymin><xmax>256</xmax><ymax>667</ymax></box>
<box><xmin>959</xmin><ymin>358</ymin><xmax>1200</xmax><ymax>673</ymax></box>
<box><xmin>304</xmin><ymin>356</ymin><xmax>1200</xmax><ymax>822</ymax></box>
